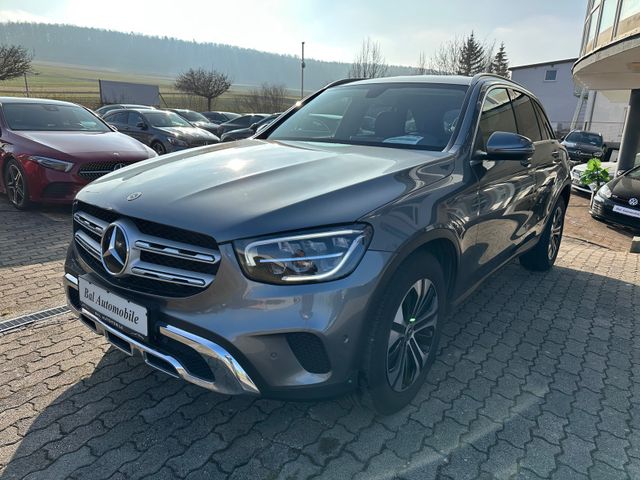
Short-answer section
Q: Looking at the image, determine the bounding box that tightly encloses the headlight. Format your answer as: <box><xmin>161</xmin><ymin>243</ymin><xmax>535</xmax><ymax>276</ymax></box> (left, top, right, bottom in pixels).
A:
<box><xmin>596</xmin><ymin>184</ymin><xmax>611</xmax><ymax>199</ymax></box>
<box><xmin>234</xmin><ymin>225</ymin><xmax>373</xmax><ymax>284</ymax></box>
<box><xmin>167</xmin><ymin>137</ymin><xmax>188</xmax><ymax>147</ymax></box>
<box><xmin>30</xmin><ymin>156</ymin><xmax>74</xmax><ymax>172</ymax></box>
<box><xmin>594</xmin><ymin>150</ymin><xmax>604</xmax><ymax>158</ymax></box>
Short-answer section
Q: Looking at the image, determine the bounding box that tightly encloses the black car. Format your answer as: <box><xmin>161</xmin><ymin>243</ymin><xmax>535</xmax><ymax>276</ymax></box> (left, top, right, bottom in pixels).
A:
<box><xmin>220</xmin><ymin>113</ymin><xmax>281</xmax><ymax>142</ymax></box>
<box><xmin>591</xmin><ymin>165</ymin><xmax>640</xmax><ymax>231</ymax></box>
<box><xmin>561</xmin><ymin>130</ymin><xmax>604</xmax><ymax>165</ymax></box>
<box><xmin>201</xmin><ymin>111</ymin><xmax>240</xmax><ymax>124</ymax></box>
<box><xmin>64</xmin><ymin>74</ymin><xmax>571</xmax><ymax>414</ymax></box>
<box><xmin>166</xmin><ymin>109</ymin><xmax>220</xmax><ymax>135</ymax></box>
<box><xmin>95</xmin><ymin>104</ymin><xmax>156</xmax><ymax>117</ymax></box>
<box><xmin>217</xmin><ymin>114</ymin><xmax>269</xmax><ymax>137</ymax></box>
<box><xmin>103</xmin><ymin>108</ymin><xmax>219</xmax><ymax>155</ymax></box>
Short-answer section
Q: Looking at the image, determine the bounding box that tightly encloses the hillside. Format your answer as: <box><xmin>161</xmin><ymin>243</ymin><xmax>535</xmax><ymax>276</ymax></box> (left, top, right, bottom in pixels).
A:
<box><xmin>0</xmin><ymin>22</ymin><xmax>414</xmax><ymax>89</ymax></box>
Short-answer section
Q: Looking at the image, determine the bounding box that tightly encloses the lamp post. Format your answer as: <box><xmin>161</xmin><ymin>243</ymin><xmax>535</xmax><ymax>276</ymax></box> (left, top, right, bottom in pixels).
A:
<box><xmin>301</xmin><ymin>41</ymin><xmax>305</xmax><ymax>99</ymax></box>
<box><xmin>23</xmin><ymin>72</ymin><xmax>30</xmax><ymax>98</ymax></box>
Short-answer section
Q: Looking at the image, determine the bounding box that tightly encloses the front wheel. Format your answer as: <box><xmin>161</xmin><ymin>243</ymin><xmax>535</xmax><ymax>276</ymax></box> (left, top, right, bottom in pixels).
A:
<box><xmin>360</xmin><ymin>252</ymin><xmax>445</xmax><ymax>415</ymax></box>
<box><xmin>151</xmin><ymin>141</ymin><xmax>167</xmax><ymax>155</ymax></box>
<box><xmin>4</xmin><ymin>159</ymin><xmax>30</xmax><ymax>210</ymax></box>
<box><xmin>520</xmin><ymin>197</ymin><xmax>566</xmax><ymax>271</ymax></box>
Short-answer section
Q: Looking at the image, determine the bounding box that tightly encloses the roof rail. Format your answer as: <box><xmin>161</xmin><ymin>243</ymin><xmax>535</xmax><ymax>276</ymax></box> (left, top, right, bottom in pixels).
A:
<box><xmin>322</xmin><ymin>78</ymin><xmax>363</xmax><ymax>89</ymax></box>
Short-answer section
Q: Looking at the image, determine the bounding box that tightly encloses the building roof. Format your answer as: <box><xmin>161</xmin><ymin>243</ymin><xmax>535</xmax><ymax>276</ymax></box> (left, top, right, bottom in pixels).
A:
<box><xmin>509</xmin><ymin>58</ymin><xmax>578</xmax><ymax>71</ymax></box>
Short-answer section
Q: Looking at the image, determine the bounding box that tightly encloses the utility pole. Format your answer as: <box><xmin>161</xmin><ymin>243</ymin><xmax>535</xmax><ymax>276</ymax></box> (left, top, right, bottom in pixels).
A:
<box><xmin>301</xmin><ymin>41</ymin><xmax>305</xmax><ymax>99</ymax></box>
<box><xmin>23</xmin><ymin>72</ymin><xmax>30</xmax><ymax>98</ymax></box>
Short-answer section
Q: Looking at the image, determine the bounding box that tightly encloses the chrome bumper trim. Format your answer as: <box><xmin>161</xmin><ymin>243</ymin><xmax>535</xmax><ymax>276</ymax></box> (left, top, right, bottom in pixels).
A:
<box><xmin>64</xmin><ymin>273</ymin><xmax>259</xmax><ymax>396</ymax></box>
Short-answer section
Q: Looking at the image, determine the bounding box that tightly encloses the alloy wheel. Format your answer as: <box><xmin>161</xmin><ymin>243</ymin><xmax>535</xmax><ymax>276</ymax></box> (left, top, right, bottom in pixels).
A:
<box><xmin>547</xmin><ymin>205</ymin><xmax>564</xmax><ymax>260</ymax></box>
<box><xmin>5</xmin><ymin>164</ymin><xmax>25</xmax><ymax>207</ymax></box>
<box><xmin>386</xmin><ymin>278</ymin><xmax>438</xmax><ymax>392</ymax></box>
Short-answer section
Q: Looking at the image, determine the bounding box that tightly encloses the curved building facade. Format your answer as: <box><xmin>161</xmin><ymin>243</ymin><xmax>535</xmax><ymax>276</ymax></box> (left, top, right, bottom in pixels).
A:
<box><xmin>573</xmin><ymin>0</ymin><xmax>640</xmax><ymax>171</ymax></box>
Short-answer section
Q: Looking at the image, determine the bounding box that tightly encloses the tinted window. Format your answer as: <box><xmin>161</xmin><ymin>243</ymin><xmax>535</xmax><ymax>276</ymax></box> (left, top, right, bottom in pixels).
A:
<box><xmin>144</xmin><ymin>112</ymin><xmax>191</xmax><ymax>127</ymax></box>
<box><xmin>477</xmin><ymin>88</ymin><xmax>517</xmax><ymax>149</ymax></box>
<box><xmin>127</xmin><ymin>113</ymin><xmax>143</xmax><ymax>127</ymax></box>
<box><xmin>4</xmin><ymin>103</ymin><xmax>110</xmax><ymax>132</ymax></box>
<box><xmin>565</xmin><ymin>131</ymin><xmax>603</xmax><ymax>147</ymax></box>
<box><xmin>509</xmin><ymin>90</ymin><xmax>542</xmax><ymax>142</ymax></box>
<box><xmin>234</xmin><ymin>116</ymin><xmax>254</xmax><ymax>127</ymax></box>
<box><xmin>106</xmin><ymin>111</ymin><xmax>128</xmax><ymax>124</ymax></box>
<box><xmin>268</xmin><ymin>83</ymin><xmax>468</xmax><ymax>151</ymax></box>
<box><xmin>178</xmin><ymin>110</ymin><xmax>208</xmax><ymax>123</ymax></box>
<box><xmin>532</xmin><ymin>102</ymin><xmax>554</xmax><ymax>140</ymax></box>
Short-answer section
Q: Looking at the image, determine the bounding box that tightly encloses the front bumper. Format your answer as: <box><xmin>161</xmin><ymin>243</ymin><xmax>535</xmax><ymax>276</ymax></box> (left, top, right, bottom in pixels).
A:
<box><xmin>64</xmin><ymin>243</ymin><xmax>392</xmax><ymax>399</ymax></box>
<box><xmin>590</xmin><ymin>197</ymin><xmax>640</xmax><ymax>231</ymax></box>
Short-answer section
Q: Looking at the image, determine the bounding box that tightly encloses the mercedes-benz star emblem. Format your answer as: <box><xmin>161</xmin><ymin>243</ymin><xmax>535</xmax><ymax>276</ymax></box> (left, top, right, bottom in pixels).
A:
<box><xmin>113</xmin><ymin>163</ymin><xmax>127</xmax><ymax>170</ymax></box>
<box><xmin>127</xmin><ymin>192</ymin><xmax>142</xmax><ymax>201</ymax></box>
<box><xmin>100</xmin><ymin>224</ymin><xmax>129</xmax><ymax>276</ymax></box>
<box><xmin>630</xmin><ymin>198</ymin><xmax>639</xmax><ymax>207</ymax></box>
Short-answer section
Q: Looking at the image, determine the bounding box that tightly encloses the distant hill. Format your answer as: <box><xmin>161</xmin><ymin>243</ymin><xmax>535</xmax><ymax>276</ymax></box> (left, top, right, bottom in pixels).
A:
<box><xmin>0</xmin><ymin>22</ymin><xmax>415</xmax><ymax>89</ymax></box>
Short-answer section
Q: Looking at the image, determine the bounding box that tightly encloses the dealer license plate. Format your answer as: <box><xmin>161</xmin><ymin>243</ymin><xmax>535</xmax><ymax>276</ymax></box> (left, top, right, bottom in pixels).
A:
<box><xmin>78</xmin><ymin>277</ymin><xmax>148</xmax><ymax>337</ymax></box>
<box><xmin>613</xmin><ymin>205</ymin><xmax>640</xmax><ymax>219</ymax></box>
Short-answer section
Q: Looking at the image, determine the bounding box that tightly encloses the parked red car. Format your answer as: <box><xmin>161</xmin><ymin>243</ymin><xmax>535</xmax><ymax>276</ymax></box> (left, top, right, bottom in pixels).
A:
<box><xmin>0</xmin><ymin>97</ymin><xmax>156</xmax><ymax>209</ymax></box>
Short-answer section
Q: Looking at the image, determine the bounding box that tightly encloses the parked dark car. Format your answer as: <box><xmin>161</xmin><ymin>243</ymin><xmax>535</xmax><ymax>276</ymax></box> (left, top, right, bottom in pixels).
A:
<box><xmin>561</xmin><ymin>130</ymin><xmax>604</xmax><ymax>165</ymax></box>
<box><xmin>201</xmin><ymin>111</ymin><xmax>239</xmax><ymax>124</ymax></box>
<box><xmin>0</xmin><ymin>97</ymin><xmax>156</xmax><ymax>209</ymax></box>
<box><xmin>591</xmin><ymin>165</ymin><xmax>640</xmax><ymax>231</ymax></box>
<box><xmin>216</xmin><ymin>114</ymin><xmax>269</xmax><ymax>137</ymax></box>
<box><xmin>103</xmin><ymin>109</ymin><xmax>219</xmax><ymax>155</ymax></box>
<box><xmin>166</xmin><ymin>109</ymin><xmax>220</xmax><ymax>135</ymax></box>
<box><xmin>95</xmin><ymin>104</ymin><xmax>156</xmax><ymax>117</ymax></box>
<box><xmin>220</xmin><ymin>113</ymin><xmax>281</xmax><ymax>142</ymax></box>
<box><xmin>64</xmin><ymin>75</ymin><xmax>571</xmax><ymax>414</ymax></box>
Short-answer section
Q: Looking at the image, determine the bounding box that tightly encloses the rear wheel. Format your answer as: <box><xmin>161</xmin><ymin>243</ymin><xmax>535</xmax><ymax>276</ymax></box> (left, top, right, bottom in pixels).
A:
<box><xmin>4</xmin><ymin>159</ymin><xmax>30</xmax><ymax>210</ymax></box>
<box><xmin>151</xmin><ymin>141</ymin><xmax>166</xmax><ymax>155</ymax></box>
<box><xmin>520</xmin><ymin>197</ymin><xmax>566</xmax><ymax>271</ymax></box>
<box><xmin>360</xmin><ymin>253</ymin><xmax>445</xmax><ymax>415</ymax></box>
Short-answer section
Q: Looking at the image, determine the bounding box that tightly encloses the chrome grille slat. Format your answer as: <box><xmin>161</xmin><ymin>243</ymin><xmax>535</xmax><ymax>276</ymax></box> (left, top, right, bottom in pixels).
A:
<box><xmin>74</xmin><ymin>212</ymin><xmax>108</xmax><ymax>236</ymax></box>
<box><xmin>134</xmin><ymin>239</ymin><xmax>220</xmax><ymax>264</ymax></box>
<box><xmin>73</xmin><ymin>209</ymin><xmax>220</xmax><ymax>293</ymax></box>
<box><xmin>75</xmin><ymin>230</ymin><xmax>101</xmax><ymax>260</ymax></box>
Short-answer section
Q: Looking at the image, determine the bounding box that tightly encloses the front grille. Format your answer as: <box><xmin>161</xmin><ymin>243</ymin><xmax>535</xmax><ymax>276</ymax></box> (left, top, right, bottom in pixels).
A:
<box><xmin>73</xmin><ymin>202</ymin><xmax>220</xmax><ymax>297</ymax></box>
<box><xmin>78</xmin><ymin>162</ymin><xmax>132</xmax><ymax>180</ymax></box>
<box><xmin>286</xmin><ymin>333</ymin><xmax>331</xmax><ymax>374</ymax></box>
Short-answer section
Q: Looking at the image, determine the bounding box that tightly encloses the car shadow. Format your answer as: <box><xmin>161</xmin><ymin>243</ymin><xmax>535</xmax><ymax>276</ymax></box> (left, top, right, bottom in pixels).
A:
<box><xmin>2</xmin><ymin>255</ymin><xmax>638</xmax><ymax>478</ymax></box>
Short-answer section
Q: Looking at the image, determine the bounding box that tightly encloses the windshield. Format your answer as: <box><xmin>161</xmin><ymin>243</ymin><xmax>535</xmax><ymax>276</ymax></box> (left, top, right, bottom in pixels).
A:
<box><xmin>145</xmin><ymin>112</ymin><xmax>192</xmax><ymax>128</ymax></box>
<box><xmin>178</xmin><ymin>110</ymin><xmax>209</xmax><ymax>123</ymax></box>
<box><xmin>566</xmin><ymin>131</ymin><xmax>603</xmax><ymax>147</ymax></box>
<box><xmin>625</xmin><ymin>165</ymin><xmax>640</xmax><ymax>180</ymax></box>
<box><xmin>267</xmin><ymin>82</ymin><xmax>468</xmax><ymax>150</ymax></box>
<box><xmin>4</xmin><ymin>103</ymin><xmax>110</xmax><ymax>132</ymax></box>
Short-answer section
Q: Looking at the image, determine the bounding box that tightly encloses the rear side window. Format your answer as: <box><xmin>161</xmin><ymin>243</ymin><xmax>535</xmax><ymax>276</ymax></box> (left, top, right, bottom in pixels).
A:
<box><xmin>128</xmin><ymin>113</ymin><xmax>143</xmax><ymax>127</ymax></box>
<box><xmin>107</xmin><ymin>112</ymin><xmax>128</xmax><ymax>124</ymax></box>
<box><xmin>509</xmin><ymin>90</ymin><xmax>542</xmax><ymax>142</ymax></box>
<box><xmin>532</xmin><ymin>101</ymin><xmax>554</xmax><ymax>140</ymax></box>
<box><xmin>477</xmin><ymin>88</ymin><xmax>517</xmax><ymax>149</ymax></box>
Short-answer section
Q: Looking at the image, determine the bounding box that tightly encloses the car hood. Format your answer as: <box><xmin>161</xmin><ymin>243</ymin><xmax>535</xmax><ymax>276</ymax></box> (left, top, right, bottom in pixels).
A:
<box><xmin>611</xmin><ymin>175</ymin><xmax>640</xmax><ymax>200</ymax></box>
<box><xmin>77</xmin><ymin>139</ymin><xmax>453</xmax><ymax>242</ymax></box>
<box><xmin>16</xmin><ymin>131</ymin><xmax>151</xmax><ymax>159</ymax></box>
<box><xmin>155</xmin><ymin>126</ymin><xmax>215</xmax><ymax>139</ymax></box>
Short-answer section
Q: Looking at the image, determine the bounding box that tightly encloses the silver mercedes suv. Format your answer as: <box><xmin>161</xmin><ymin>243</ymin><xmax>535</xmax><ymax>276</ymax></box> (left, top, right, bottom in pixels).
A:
<box><xmin>64</xmin><ymin>75</ymin><xmax>571</xmax><ymax>413</ymax></box>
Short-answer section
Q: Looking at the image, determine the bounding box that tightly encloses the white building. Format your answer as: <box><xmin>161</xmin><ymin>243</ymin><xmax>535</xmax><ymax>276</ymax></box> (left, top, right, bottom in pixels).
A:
<box><xmin>510</xmin><ymin>58</ymin><xmax>628</xmax><ymax>144</ymax></box>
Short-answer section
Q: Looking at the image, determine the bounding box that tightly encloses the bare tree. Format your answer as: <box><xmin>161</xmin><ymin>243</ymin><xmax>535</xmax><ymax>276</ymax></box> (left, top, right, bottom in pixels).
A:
<box><xmin>0</xmin><ymin>44</ymin><xmax>33</xmax><ymax>81</ymax></box>
<box><xmin>348</xmin><ymin>37</ymin><xmax>389</xmax><ymax>79</ymax></box>
<box><xmin>175</xmin><ymin>68</ymin><xmax>231</xmax><ymax>110</ymax></box>
<box><xmin>427</xmin><ymin>37</ymin><xmax>463</xmax><ymax>75</ymax></box>
<box><xmin>237</xmin><ymin>83</ymin><xmax>291</xmax><ymax>113</ymax></box>
<box><xmin>414</xmin><ymin>51</ymin><xmax>428</xmax><ymax>75</ymax></box>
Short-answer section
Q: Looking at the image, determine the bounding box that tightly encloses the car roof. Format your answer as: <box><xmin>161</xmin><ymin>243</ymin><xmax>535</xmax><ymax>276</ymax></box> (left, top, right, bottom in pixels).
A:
<box><xmin>105</xmin><ymin>108</ymin><xmax>162</xmax><ymax>116</ymax></box>
<box><xmin>0</xmin><ymin>96</ymin><xmax>80</xmax><ymax>107</ymax></box>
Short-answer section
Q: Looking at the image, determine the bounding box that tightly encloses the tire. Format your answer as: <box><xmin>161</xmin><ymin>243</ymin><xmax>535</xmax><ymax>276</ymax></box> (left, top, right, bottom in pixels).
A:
<box><xmin>151</xmin><ymin>141</ymin><xmax>167</xmax><ymax>155</ymax></box>
<box><xmin>520</xmin><ymin>197</ymin><xmax>566</xmax><ymax>272</ymax></box>
<box><xmin>4</xmin><ymin>159</ymin><xmax>30</xmax><ymax>210</ymax></box>
<box><xmin>359</xmin><ymin>252</ymin><xmax>446</xmax><ymax>415</ymax></box>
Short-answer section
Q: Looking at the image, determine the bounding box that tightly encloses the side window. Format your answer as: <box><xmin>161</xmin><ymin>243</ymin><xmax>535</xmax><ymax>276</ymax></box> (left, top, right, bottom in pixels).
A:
<box><xmin>477</xmin><ymin>88</ymin><xmax>517</xmax><ymax>149</ymax></box>
<box><xmin>107</xmin><ymin>112</ymin><xmax>128</xmax><ymax>124</ymax></box>
<box><xmin>509</xmin><ymin>90</ymin><xmax>542</xmax><ymax>142</ymax></box>
<box><xmin>236</xmin><ymin>116</ymin><xmax>252</xmax><ymax>127</ymax></box>
<box><xmin>533</xmin><ymin>101</ymin><xmax>554</xmax><ymax>140</ymax></box>
<box><xmin>128</xmin><ymin>113</ymin><xmax>143</xmax><ymax>127</ymax></box>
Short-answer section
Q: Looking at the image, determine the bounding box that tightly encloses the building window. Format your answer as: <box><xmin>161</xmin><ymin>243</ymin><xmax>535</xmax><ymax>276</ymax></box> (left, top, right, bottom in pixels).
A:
<box><xmin>545</xmin><ymin>69</ymin><xmax>558</xmax><ymax>81</ymax></box>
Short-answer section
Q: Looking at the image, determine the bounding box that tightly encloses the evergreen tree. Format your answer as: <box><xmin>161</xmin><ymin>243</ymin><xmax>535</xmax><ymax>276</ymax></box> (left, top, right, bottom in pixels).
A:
<box><xmin>456</xmin><ymin>32</ymin><xmax>485</xmax><ymax>76</ymax></box>
<box><xmin>492</xmin><ymin>43</ymin><xmax>510</xmax><ymax>78</ymax></box>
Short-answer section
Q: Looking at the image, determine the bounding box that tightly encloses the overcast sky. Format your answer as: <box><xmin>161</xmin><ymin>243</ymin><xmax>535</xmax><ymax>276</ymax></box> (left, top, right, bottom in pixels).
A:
<box><xmin>0</xmin><ymin>0</ymin><xmax>586</xmax><ymax>67</ymax></box>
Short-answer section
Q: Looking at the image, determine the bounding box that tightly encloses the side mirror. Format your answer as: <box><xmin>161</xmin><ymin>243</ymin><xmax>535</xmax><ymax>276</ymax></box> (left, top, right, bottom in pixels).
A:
<box><xmin>136</xmin><ymin>122</ymin><xmax>147</xmax><ymax>130</ymax></box>
<box><xmin>249</xmin><ymin>122</ymin><xmax>259</xmax><ymax>132</ymax></box>
<box><xmin>484</xmin><ymin>131</ymin><xmax>535</xmax><ymax>160</ymax></box>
